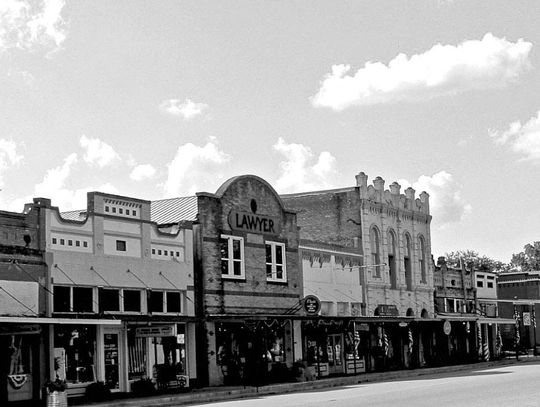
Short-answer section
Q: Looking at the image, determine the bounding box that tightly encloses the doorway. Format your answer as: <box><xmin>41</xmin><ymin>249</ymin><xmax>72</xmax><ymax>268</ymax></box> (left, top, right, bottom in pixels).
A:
<box><xmin>102</xmin><ymin>329</ymin><xmax>123</xmax><ymax>392</ymax></box>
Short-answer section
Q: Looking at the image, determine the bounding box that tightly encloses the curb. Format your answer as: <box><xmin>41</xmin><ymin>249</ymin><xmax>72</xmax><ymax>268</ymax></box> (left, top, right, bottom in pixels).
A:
<box><xmin>80</xmin><ymin>357</ymin><xmax>540</xmax><ymax>407</ymax></box>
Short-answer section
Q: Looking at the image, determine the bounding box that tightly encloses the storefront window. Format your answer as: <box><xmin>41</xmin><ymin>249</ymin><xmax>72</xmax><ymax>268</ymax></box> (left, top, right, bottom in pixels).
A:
<box><xmin>150</xmin><ymin>325</ymin><xmax>186</xmax><ymax>388</ymax></box>
<box><xmin>54</xmin><ymin>325</ymin><xmax>96</xmax><ymax>383</ymax></box>
<box><xmin>127</xmin><ymin>327</ymin><xmax>147</xmax><ymax>380</ymax></box>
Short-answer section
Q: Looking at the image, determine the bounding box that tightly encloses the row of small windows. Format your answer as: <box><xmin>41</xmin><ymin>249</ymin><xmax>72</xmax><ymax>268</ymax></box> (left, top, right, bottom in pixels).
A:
<box><xmin>152</xmin><ymin>248</ymin><xmax>181</xmax><ymax>257</ymax></box>
<box><xmin>219</xmin><ymin>235</ymin><xmax>287</xmax><ymax>283</ymax></box>
<box><xmin>52</xmin><ymin>237</ymin><xmax>89</xmax><ymax>248</ymax></box>
<box><xmin>104</xmin><ymin>205</ymin><xmax>137</xmax><ymax>217</ymax></box>
<box><xmin>53</xmin><ymin>285</ymin><xmax>182</xmax><ymax>314</ymax></box>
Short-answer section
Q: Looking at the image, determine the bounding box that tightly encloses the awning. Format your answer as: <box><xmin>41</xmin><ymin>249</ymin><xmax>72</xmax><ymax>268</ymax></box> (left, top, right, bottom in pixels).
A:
<box><xmin>477</xmin><ymin>317</ymin><xmax>516</xmax><ymax>325</ymax></box>
<box><xmin>0</xmin><ymin>317</ymin><xmax>121</xmax><ymax>325</ymax></box>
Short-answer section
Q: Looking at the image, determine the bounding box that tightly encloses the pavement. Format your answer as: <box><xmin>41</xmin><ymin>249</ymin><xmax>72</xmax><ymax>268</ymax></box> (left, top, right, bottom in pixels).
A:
<box><xmin>78</xmin><ymin>356</ymin><xmax>540</xmax><ymax>407</ymax></box>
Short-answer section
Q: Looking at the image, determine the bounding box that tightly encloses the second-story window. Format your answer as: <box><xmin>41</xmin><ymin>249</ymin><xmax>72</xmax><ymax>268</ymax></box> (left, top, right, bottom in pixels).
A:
<box><xmin>116</xmin><ymin>240</ymin><xmax>127</xmax><ymax>252</ymax></box>
<box><xmin>369</xmin><ymin>226</ymin><xmax>381</xmax><ymax>278</ymax></box>
<box><xmin>266</xmin><ymin>241</ymin><xmax>286</xmax><ymax>282</ymax></box>
<box><xmin>220</xmin><ymin>235</ymin><xmax>245</xmax><ymax>279</ymax></box>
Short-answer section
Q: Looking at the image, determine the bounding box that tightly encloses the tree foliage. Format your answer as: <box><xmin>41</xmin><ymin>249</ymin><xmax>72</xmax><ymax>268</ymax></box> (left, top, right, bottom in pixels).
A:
<box><xmin>443</xmin><ymin>250</ymin><xmax>509</xmax><ymax>272</ymax></box>
<box><xmin>510</xmin><ymin>241</ymin><xmax>540</xmax><ymax>271</ymax></box>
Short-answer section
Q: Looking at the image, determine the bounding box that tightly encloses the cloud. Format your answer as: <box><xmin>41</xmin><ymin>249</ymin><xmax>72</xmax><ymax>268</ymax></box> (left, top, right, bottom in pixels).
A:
<box><xmin>273</xmin><ymin>137</ymin><xmax>338</xmax><ymax>193</ymax></box>
<box><xmin>0</xmin><ymin>138</ymin><xmax>23</xmax><ymax>188</ymax></box>
<box><xmin>9</xmin><ymin>153</ymin><xmax>119</xmax><ymax>211</ymax></box>
<box><xmin>490</xmin><ymin>110</ymin><xmax>540</xmax><ymax>161</ymax></box>
<box><xmin>312</xmin><ymin>33</ymin><xmax>532</xmax><ymax>110</ymax></box>
<box><xmin>399</xmin><ymin>171</ymin><xmax>472</xmax><ymax>226</ymax></box>
<box><xmin>159</xmin><ymin>98</ymin><xmax>209</xmax><ymax>120</ymax></box>
<box><xmin>163</xmin><ymin>138</ymin><xmax>230</xmax><ymax>197</ymax></box>
<box><xmin>0</xmin><ymin>0</ymin><xmax>67</xmax><ymax>54</ymax></box>
<box><xmin>79</xmin><ymin>135</ymin><xmax>120</xmax><ymax>168</ymax></box>
<box><xmin>130</xmin><ymin>164</ymin><xmax>156</xmax><ymax>181</ymax></box>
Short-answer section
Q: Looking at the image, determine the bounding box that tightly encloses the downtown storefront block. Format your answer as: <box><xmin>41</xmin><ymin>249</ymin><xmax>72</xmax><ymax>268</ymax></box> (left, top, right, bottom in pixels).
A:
<box><xmin>39</xmin><ymin>193</ymin><xmax>197</xmax><ymax>399</ymax></box>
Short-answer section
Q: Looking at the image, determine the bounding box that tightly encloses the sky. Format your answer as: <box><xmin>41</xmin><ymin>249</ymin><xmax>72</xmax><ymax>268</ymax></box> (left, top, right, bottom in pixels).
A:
<box><xmin>0</xmin><ymin>0</ymin><xmax>539</xmax><ymax>263</ymax></box>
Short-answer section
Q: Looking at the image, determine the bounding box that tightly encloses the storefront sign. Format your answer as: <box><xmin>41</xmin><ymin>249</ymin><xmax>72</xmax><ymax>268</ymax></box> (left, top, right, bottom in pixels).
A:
<box><xmin>136</xmin><ymin>325</ymin><xmax>176</xmax><ymax>337</ymax></box>
<box><xmin>228</xmin><ymin>210</ymin><xmax>281</xmax><ymax>235</ymax></box>
<box><xmin>356</xmin><ymin>323</ymin><xmax>370</xmax><ymax>332</ymax></box>
<box><xmin>376</xmin><ymin>304</ymin><xmax>399</xmax><ymax>317</ymax></box>
<box><xmin>523</xmin><ymin>312</ymin><xmax>531</xmax><ymax>326</ymax></box>
<box><xmin>303</xmin><ymin>295</ymin><xmax>321</xmax><ymax>315</ymax></box>
<box><xmin>443</xmin><ymin>321</ymin><xmax>452</xmax><ymax>335</ymax></box>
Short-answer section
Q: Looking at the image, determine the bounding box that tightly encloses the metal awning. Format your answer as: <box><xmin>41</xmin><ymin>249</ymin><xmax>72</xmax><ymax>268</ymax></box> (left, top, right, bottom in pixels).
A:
<box><xmin>0</xmin><ymin>317</ymin><xmax>121</xmax><ymax>325</ymax></box>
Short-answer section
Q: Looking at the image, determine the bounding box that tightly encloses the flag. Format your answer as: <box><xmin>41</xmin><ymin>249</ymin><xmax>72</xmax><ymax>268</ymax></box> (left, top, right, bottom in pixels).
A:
<box><xmin>514</xmin><ymin>305</ymin><xmax>521</xmax><ymax>348</ymax></box>
<box><xmin>408</xmin><ymin>328</ymin><xmax>413</xmax><ymax>354</ymax></box>
<box><xmin>382</xmin><ymin>330</ymin><xmax>389</xmax><ymax>357</ymax></box>
<box><xmin>477</xmin><ymin>323</ymin><xmax>483</xmax><ymax>359</ymax></box>
<box><xmin>496</xmin><ymin>325</ymin><xmax>503</xmax><ymax>355</ymax></box>
<box><xmin>483</xmin><ymin>340</ymin><xmax>490</xmax><ymax>361</ymax></box>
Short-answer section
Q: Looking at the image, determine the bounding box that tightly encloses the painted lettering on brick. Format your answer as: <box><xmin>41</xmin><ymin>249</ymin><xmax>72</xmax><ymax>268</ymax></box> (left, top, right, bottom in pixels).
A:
<box><xmin>228</xmin><ymin>210</ymin><xmax>280</xmax><ymax>235</ymax></box>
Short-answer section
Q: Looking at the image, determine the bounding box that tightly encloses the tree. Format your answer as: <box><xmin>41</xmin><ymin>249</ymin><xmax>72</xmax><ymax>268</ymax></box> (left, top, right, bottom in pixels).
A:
<box><xmin>510</xmin><ymin>241</ymin><xmax>540</xmax><ymax>271</ymax></box>
<box><xmin>443</xmin><ymin>250</ymin><xmax>509</xmax><ymax>272</ymax></box>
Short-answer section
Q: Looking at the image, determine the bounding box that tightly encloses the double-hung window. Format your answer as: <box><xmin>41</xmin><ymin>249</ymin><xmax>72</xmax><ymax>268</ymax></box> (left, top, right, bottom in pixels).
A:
<box><xmin>220</xmin><ymin>235</ymin><xmax>245</xmax><ymax>279</ymax></box>
<box><xmin>266</xmin><ymin>241</ymin><xmax>286</xmax><ymax>282</ymax></box>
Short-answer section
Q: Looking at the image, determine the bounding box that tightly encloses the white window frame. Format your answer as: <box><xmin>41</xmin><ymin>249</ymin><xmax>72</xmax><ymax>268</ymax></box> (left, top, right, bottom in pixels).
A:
<box><xmin>220</xmin><ymin>234</ymin><xmax>245</xmax><ymax>280</ymax></box>
<box><xmin>265</xmin><ymin>241</ymin><xmax>287</xmax><ymax>282</ymax></box>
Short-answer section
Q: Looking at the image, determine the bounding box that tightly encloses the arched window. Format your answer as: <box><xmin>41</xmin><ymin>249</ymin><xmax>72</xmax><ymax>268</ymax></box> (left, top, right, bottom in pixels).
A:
<box><xmin>387</xmin><ymin>229</ymin><xmax>397</xmax><ymax>289</ymax></box>
<box><xmin>418</xmin><ymin>235</ymin><xmax>427</xmax><ymax>284</ymax></box>
<box><xmin>369</xmin><ymin>226</ymin><xmax>381</xmax><ymax>278</ymax></box>
<box><xmin>404</xmin><ymin>232</ymin><xmax>413</xmax><ymax>291</ymax></box>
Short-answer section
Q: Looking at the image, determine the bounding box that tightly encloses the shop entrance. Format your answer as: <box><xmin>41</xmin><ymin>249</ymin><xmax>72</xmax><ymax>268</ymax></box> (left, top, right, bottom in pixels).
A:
<box><xmin>102</xmin><ymin>329</ymin><xmax>123</xmax><ymax>392</ymax></box>
<box><xmin>327</xmin><ymin>334</ymin><xmax>344</xmax><ymax>375</ymax></box>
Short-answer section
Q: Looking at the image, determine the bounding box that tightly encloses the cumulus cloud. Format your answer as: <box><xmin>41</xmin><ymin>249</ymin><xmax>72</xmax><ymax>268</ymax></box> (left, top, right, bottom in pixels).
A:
<box><xmin>15</xmin><ymin>153</ymin><xmax>118</xmax><ymax>211</ymax></box>
<box><xmin>0</xmin><ymin>138</ymin><xmax>23</xmax><ymax>188</ymax></box>
<box><xmin>130</xmin><ymin>164</ymin><xmax>156</xmax><ymax>181</ymax></box>
<box><xmin>400</xmin><ymin>171</ymin><xmax>472</xmax><ymax>227</ymax></box>
<box><xmin>0</xmin><ymin>0</ymin><xmax>67</xmax><ymax>54</ymax></box>
<box><xmin>163</xmin><ymin>138</ymin><xmax>230</xmax><ymax>197</ymax></box>
<box><xmin>159</xmin><ymin>98</ymin><xmax>209</xmax><ymax>120</ymax></box>
<box><xmin>490</xmin><ymin>110</ymin><xmax>540</xmax><ymax>161</ymax></box>
<box><xmin>79</xmin><ymin>135</ymin><xmax>120</xmax><ymax>168</ymax></box>
<box><xmin>273</xmin><ymin>137</ymin><xmax>338</xmax><ymax>193</ymax></box>
<box><xmin>312</xmin><ymin>33</ymin><xmax>532</xmax><ymax>110</ymax></box>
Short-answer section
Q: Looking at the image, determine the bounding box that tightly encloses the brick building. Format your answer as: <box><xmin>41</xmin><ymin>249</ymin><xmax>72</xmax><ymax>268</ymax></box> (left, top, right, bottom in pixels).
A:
<box><xmin>152</xmin><ymin>175</ymin><xmax>306</xmax><ymax>386</ymax></box>
<box><xmin>282</xmin><ymin>172</ymin><xmax>435</xmax><ymax>370</ymax></box>
<box><xmin>0</xmin><ymin>205</ymin><xmax>48</xmax><ymax>404</ymax></box>
<box><xmin>497</xmin><ymin>271</ymin><xmax>540</xmax><ymax>353</ymax></box>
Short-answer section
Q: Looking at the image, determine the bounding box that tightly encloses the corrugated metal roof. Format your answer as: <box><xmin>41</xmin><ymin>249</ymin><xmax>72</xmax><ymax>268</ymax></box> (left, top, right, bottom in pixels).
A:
<box><xmin>151</xmin><ymin>196</ymin><xmax>198</xmax><ymax>224</ymax></box>
<box><xmin>60</xmin><ymin>210</ymin><xmax>87</xmax><ymax>221</ymax></box>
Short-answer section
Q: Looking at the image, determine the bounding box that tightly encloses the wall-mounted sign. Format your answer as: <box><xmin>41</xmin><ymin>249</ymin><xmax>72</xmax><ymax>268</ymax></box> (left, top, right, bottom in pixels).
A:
<box><xmin>303</xmin><ymin>295</ymin><xmax>321</xmax><ymax>315</ymax></box>
<box><xmin>228</xmin><ymin>210</ymin><xmax>281</xmax><ymax>235</ymax></box>
<box><xmin>376</xmin><ymin>304</ymin><xmax>399</xmax><ymax>317</ymax></box>
<box><xmin>136</xmin><ymin>325</ymin><xmax>176</xmax><ymax>337</ymax></box>
<box><xmin>523</xmin><ymin>312</ymin><xmax>531</xmax><ymax>326</ymax></box>
<box><xmin>443</xmin><ymin>320</ymin><xmax>452</xmax><ymax>335</ymax></box>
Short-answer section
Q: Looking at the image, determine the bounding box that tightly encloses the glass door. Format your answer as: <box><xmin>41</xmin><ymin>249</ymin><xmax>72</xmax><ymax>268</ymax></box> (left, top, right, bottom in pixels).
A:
<box><xmin>327</xmin><ymin>334</ymin><xmax>344</xmax><ymax>374</ymax></box>
<box><xmin>103</xmin><ymin>331</ymin><xmax>121</xmax><ymax>391</ymax></box>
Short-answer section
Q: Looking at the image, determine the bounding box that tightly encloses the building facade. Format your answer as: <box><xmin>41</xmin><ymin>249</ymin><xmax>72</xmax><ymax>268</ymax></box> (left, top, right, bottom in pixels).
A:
<box><xmin>0</xmin><ymin>205</ymin><xmax>48</xmax><ymax>404</ymax></box>
<box><xmin>497</xmin><ymin>271</ymin><xmax>540</xmax><ymax>353</ymax></box>
<box><xmin>40</xmin><ymin>192</ymin><xmax>196</xmax><ymax>397</ymax></box>
<box><xmin>282</xmin><ymin>172</ymin><xmax>434</xmax><ymax>371</ymax></box>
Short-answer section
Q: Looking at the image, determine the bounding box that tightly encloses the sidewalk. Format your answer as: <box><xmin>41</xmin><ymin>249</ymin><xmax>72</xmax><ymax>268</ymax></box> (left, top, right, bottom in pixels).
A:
<box><xmin>79</xmin><ymin>357</ymin><xmax>540</xmax><ymax>407</ymax></box>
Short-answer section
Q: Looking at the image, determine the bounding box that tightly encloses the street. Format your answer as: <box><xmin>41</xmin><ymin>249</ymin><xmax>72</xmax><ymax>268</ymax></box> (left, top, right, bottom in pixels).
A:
<box><xmin>188</xmin><ymin>362</ymin><xmax>540</xmax><ymax>407</ymax></box>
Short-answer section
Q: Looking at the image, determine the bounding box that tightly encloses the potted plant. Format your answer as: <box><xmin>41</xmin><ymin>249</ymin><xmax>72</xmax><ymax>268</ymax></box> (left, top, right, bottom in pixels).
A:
<box><xmin>44</xmin><ymin>378</ymin><xmax>67</xmax><ymax>407</ymax></box>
